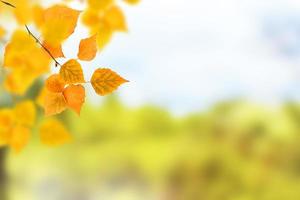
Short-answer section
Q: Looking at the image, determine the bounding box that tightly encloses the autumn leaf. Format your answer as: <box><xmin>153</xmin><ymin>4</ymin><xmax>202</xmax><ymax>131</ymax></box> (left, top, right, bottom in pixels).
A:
<box><xmin>95</xmin><ymin>24</ymin><xmax>113</xmax><ymax>50</ymax></box>
<box><xmin>78</xmin><ymin>34</ymin><xmax>97</xmax><ymax>61</ymax></box>
<box><xmin>32</xmin><ymin>4</ymin><xmax>45</xmax><ymax>28</ymax></box>
<box><xmin>14</xmin><ymin>101</ymin><xmax>36</xmax><ymax>127</ymax></box>
<box><xmin>46</xmin><ymin>74</ymin><xmax>66</xmax><ymax>93</ymax></box>
<box><xmin>44</xmin><ymin>92</ymin><xmax>67</xmax><ymax>116</ymax></box>
<box><xmin>124</xmin><ymin>0</ymin><xmax>140</xmax><ymax>5</ymax></box>
<box><xmin>39</xmin><ymin>118</ymin><xmax>71</xmax><ymax>146</ymax></box>
<box><xmin>87</xmin><ymin>0</ymin><xmax>113</xmax><ymax>10</ymax></box>
<box><xmin>10</xmin><ymin>125</ymin><xmax>30</xmax><ymax>153</ymax></box>
<box><xmin>91</xmin><ymin>68</ymin><xmax>128</xmax><ymax>96</ymax></box>
<box><xmin>3</xmin><ymin>30</ymin><xmax>51</xmax><ymax>95</ymax></box>
<box><xmin>4</xmin><ymin>68</ymin><xmax>39</xmax><ymax>95</ymax></box>
<box><xmin>13</xmin><ymin>0</ymin><xmax>33</xmax><ymax>24</ymax></box>
<box><xmin>63</xmin><ymin>84</ymin><xmax>86</xmax><ymax>115</ymax></box>
<box><xmin>104</xmin><ymin>6</ymin><xmax>127</xmax><ymax>32</ymax></box>
<box><xmin>36</xmin><ymin>86</ymin><xmax>48</xmax><ymax>107</ymax></box>
<box><xmin>42</xmin><ymin>5</ymin><xmax>80</xmax><ymax>45</ymax></box>
<box><xmin>43</xmin><ymin>41</ymin><xmax>65</xmax><ymax>58</ymax></box>
<box><xmin>0</xmin><ymin>109</ymin><xmax>14</xmax><ymax>146</ymax></box>
<box><xmin>0</xmin><ymin>26</ymin><xmax>5</xmax><ymax>38</ymax></box>
<box><xmin>60</xmin><ymin>59</ymin><xmax>85</xmax><ymax>84</ymax></box>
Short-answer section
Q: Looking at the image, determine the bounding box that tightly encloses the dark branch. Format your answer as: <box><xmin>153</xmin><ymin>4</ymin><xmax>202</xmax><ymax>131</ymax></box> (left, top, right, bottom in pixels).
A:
<box><xmin>25</xmin><ymin>25</ymin><xmax>61</xmax><ymax>67</ymax></box>
<box><xmin>0</xmin><ymin>0</ymin><xmax>15</xmax><ymax>8</ymax></box>
<box><xmin>1</xmin><ymin>0</ymin><xmax>61</xmax><ymax>67</ymax></box>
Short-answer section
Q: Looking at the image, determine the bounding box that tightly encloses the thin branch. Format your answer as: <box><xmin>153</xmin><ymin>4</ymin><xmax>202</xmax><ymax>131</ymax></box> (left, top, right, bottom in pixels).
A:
<box><xmin>0</xmin><ymin>0</ymin><xmax>15</xmax><ymax>8</ymax></box>
<box><xmin>25</xmin><ymin>25</ymin><xmax>61</xmax><ymax>67</ymax></box>
<box><xmin>0</xmin><ymin>0</ymin><xmax>61</xmax><ymax>67</ymax></box>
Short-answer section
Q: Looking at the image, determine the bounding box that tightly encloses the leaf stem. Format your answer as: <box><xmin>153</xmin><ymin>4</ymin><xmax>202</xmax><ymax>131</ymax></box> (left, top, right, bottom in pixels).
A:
<box><xmin>0</xmin><ymin>0</ymin><xmax>61</xmax><ymax>67</ymax></box>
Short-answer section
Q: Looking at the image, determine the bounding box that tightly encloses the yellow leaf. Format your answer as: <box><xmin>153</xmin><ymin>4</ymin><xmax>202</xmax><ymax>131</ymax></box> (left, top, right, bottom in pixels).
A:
<box><xmin>4</xmin><ymin>69</ymin><xmax>37</xmax><ymax>95</ymax></box>
<box><xmin>43</xmin><ymin>41</ymin><xmax>65</xmax><ymax>58</ymax></box>
<box><xmin>124</xmin><ymin>0</ymin><xmax>140</xmax><ymax>5</ymax></box>
<box><xmin>0</xmin><ymin>109</ymin><xmax>14</xmax><ymax>146</ymax></box>
<box><xmin>44</xmin><ymin>92</ymin><xmax>67</xmax><ymax>116</ymax></box>
<box><xmin>60</xmin><ymin>59</ymin><xmax>85</xmax><ymax>84</ymax></box>
<box><xmin>95</xmin><ymin>24</ymin><xmax>113</xmax><ymax>50</ymax></box>
<box><xmin>32</xmin><ymin>4</ymin><xmax>45</xmax><ymax>28</ymax></box>
<box><xmin>0</xmin><ymin>26</ymin><xmax>6</xmax><ymax>38</ymax></box>
<box><xmin>36</xmin><ymin>86</ymin><xmax>47</xmax><ymax>107</ymax></box>
<box><xmin>42</xmin><ymin>5</ymin><xmax>80</xmax><ymax>45</ymax></box>
<box><xmin>4</xmin><ymin>30</ymin><xmax>51</xmax><ymax>79</ymax></box>
<box><xmin>104</xmin><ymin>6</ymin><xmax>127</xmax><ymax>32</ymax></box>
<box><xmin>87</xmin><ymin>0</ymin><xmax>114</xmax><ymax>11</ymax></box>
<box><xmin>45</xmin><ymin>74</ymin><xmax>66</xmax><ymax>93</ymax></box>
<box><xmin>81</xmin><ymin>8</ymin><xmax>102</xmax><ymax>27</ymax></box>
<box><xmin>10</xmin><ymin>125</ymin><xmax>30</xmax><ymax>153</ymax></box>
<box><xmin>14</xmin><ymin>0</ymin><xmax>33</xmax><ymax>24</ymax></box>
<box><xmin>91</xmin><ymin>68</ymin><xmax>128</xmax><ymax>96</ymax></box>
<box><xmin>63</xmin><ymin>84</ymin><xmax>85</xmax><ymax>115</ymax></box>
<box><xmin>14</xmin><ymin>101</ymin><xmax>36</xmax><ymax>127</ymax></box>
<box><xmin>39</xmin><ymin>118</ymin><xmax>71</xmax><ymax>146</ymax></box>
<box><xmin>78</xmin><ymin>34</ymin><xmax>98</xmax><ymax>61</ymax></box>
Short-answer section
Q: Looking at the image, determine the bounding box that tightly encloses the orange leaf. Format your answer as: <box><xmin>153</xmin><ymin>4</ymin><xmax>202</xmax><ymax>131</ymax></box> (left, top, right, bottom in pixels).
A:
<box><xmin>43</xmin><ymin>41</ymin><xmax>65</xmax><ymax>58</ymax></box>
<box><xmin>60</xmin><ymin>59</ymin><xmax>85</xmax><ymax>84</ymax></box>
<box><xmin>32</xmin><ymin>4</ymin><xmax>45</xmax><ymax>28</ymax></box>
<box><xmin>42</xmin><ymin>5</ymin><xmax>80</xmax><ymax>45</ymax></box>
<box><xmin>63</xmin><ymin>84</ymin><xmax>86</xmax><ymax>115</ymax></box>
<box><xmin>124</xmin><ymin>0</ymin><xmax>140</xmax><ymax>5</ymax></box>
<box><xmin>44</xmin><ymin>92</ymin><xmax>67</xmax><ymax>116</ymax></box>
<box><xmin>14</xmin><ymin>101</ymin><xmax>36</xmax><ymax>127</ymax></box>
<box><xmin>77</xmin><ymin>34</ymin><xmax>97</xmax><ymax>61</ymax></box>
<box><xmin>104</xmin><ymin>6</ymin><xmax>127</xmax><ymax>32</ymax></box>
<box><xmin>10</xmin><ymin>125</ymin><xmax>30</xmax><ymax>153</ymax></box>
<box><xmin>39</xmin><ymin>118</ymin><xmax>71</xmax><ymax>146</ymax></box>
<box><xmin>0</xmin><ymin>109</ymin><xmax>14</xmax><ymax>146</ymax></box>
<box><xmin>0</xmin><ymin>26</ymin><xmax>6</xmax><ymax>38</ymax></box>
<box><xmin>91</xmin><ymin>68</ymin><xmax>128</xmax><ymax>96</ymax></box>
<box><xmin>45</xmin><ymin>74</ymin><xmax>66</xmax><ymax>93</ymax></box>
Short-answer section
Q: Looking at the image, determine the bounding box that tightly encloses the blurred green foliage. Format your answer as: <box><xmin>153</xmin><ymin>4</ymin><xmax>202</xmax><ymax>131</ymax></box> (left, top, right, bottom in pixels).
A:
<box><xmin>5</xmin><ymin>96</ymin><xmax>300</xmax><ymax>200</ymax></box>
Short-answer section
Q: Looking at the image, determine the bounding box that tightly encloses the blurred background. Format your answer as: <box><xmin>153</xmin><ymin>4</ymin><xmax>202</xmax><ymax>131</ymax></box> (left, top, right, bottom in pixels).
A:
<box><xmin>3</xmin><ymin>0</ymin><xmax>300</xmax><ymax>199</ymax></box>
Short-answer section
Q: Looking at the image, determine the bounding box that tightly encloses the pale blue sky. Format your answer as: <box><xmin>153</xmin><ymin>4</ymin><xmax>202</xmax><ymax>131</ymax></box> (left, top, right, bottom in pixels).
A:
<box><xmin>7</xmin><ymin>0</ymin><xmax>300</xmax><ymax>114</ymax></box>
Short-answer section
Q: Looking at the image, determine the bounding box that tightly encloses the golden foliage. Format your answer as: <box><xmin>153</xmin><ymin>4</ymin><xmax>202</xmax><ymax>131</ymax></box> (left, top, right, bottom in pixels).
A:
<box><xmin>41</xmin><ymin>5</ymin><xmax>80</xmax><ymax>45</ymax></box>
<box><xmin>78</xmin><ymin>34</ymin><xmax>98</xmax><ymax>61</ymax></box>
<box><xmin>46</xmin><ymin>74</ymin><xmax>66</xmax><ymax>93</ymax></box>
<box><xmin>3</xmin><ymin>30</ymin><xmax>51</xmax><ymax>95</ymax></box>
<box><xmin>0</xmin><ymin>0</ymin><xmax>135</xmax><ymax>151</ymax></box>
<box><xmin>44</xmin><ymin>92</ymin><xmax>67</xmax><ymax>116</ymax></box>
<box><xmin>59</xmin><ymin>59</ymin><xmax>85</xmax><ymax>84</ymax></box>
<box><xmin>91</xmin><ymin>68</ymin><xmax>128</xmax><ymax>96</ymax></box>
<box><xmin>0</xmin><ymin>101</ymin><xmax>36</xmax><ymax>152</ymax></box>
<box><xmin>63</xmin><ymin>84</ymin><xmax>86</xmax><ymax>115</ymax></box>
<box><xmin>39</xmin><ymin>118</ymin><xmax>71</xmax><ymax>146</ymax></box>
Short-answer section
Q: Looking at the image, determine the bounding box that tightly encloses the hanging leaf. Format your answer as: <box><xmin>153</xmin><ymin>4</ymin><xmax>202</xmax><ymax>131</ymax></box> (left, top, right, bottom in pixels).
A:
<box><xmin>44</xmin><ymin>92</ymin><xmax>67</xmax><ymax>116</ymax></box>
<box><xmin>10</xmin><ymin>125</ymin><xmax>30</xmax><ymax>153</ymax></box>
<box><xmin>42</xmin><ymin>5</ymin><xmax>80</xmax><ymax>45</ymax></box>
<box><xmin>77</xmin><ymin>34</ymin><xmax>98</xmax><ymax>61</ymax></box>
<box><xmin>91</xmin><ymin>68</ymin><xmax>128</xmax><ymax>96</ymax></box>
<box><xmin>0</xmin><ymin>26</ymin><xmax>6</xmax><ymax>38</ymax></box>
<box><xmin>0</xmin><ymin>109</ymin><xmax>14</xmax><ymax>146</ymax></box>
<box><xmin>14</xmin><ymin>101</ymin><xmax>36</xmax><ymax>127</ymax></box>
<box><xmin>43</xmin><ymin>41</ymin><xmax>65</xmax><ymax>58</ymax></box>
<box><xmin>124</xmin><ymin>0</ymin><xmax>140</xmax><ymax>5</ymax></box>
<box><xmin>60</xmin><ymin>59</ymin><xmax>85</xmax><ymax>84</ymax></box>
<box><xmin>104</xmin><ymin>6</ymin><xmax>127</xmax><ymax>32</ymax></box>
<box><xmin>87</xmin><ymin>0</ymin><xmax>113</xmax><ymax>10</ymax></box>
<box><xmin>39</xmin><ymin>118</ymin><xmax>71</xmax><ymax>146</ymax></box>
<box><xmin>46</xmin><ymin>74</ymin><xmax>66</xmax><ymax>93</ymax></box>
<box><xmin>63</xmin><ymin>84</ymin><xmax>86</xmax><ymax>115</ymax></box>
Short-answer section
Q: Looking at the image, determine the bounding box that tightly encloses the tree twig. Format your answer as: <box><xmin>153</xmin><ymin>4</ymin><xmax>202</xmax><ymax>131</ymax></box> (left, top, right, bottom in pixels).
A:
<box><xmin>0</xmin><ymin>0</ymin><xmax>15</xmax><ymax>8</ymax></box>
<box><xmin>0</xmin><ymin>0</ymin><xmax>61</xmax><ymax>67</ymax></box>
